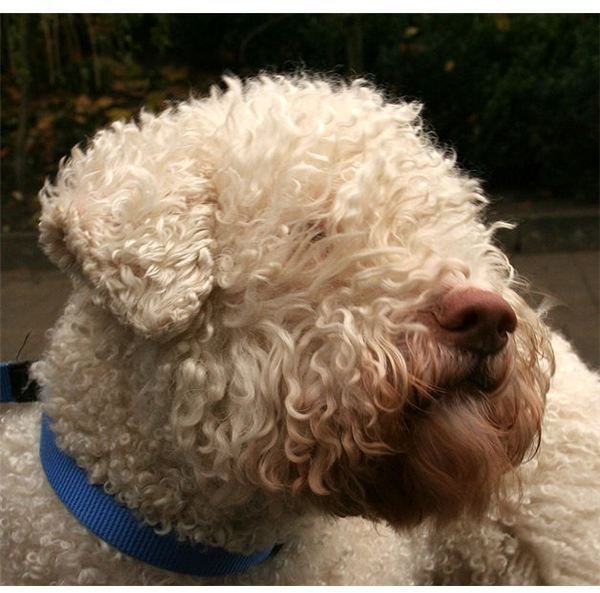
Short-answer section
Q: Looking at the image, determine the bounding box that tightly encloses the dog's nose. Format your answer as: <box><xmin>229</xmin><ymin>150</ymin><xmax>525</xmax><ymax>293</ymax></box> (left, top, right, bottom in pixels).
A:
<box><xmin>433</xmin><ymin>287</ymin><xmax>517</xmax><ymax>354</ymax></box>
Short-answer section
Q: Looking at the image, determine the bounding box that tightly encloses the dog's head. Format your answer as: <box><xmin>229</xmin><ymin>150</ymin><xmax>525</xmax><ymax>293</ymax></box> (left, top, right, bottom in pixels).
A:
<box><xmin>38</xmin><ymin>75</ymin><xmax>553</xmax><ymax>536</ymax></box>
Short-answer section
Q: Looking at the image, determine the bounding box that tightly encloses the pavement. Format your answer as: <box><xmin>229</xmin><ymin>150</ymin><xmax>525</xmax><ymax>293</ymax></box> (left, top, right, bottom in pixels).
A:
<box><xmin>1</xmin><ymin>203</ymin><xmax>599</xmax><ymax>371</ymax></box>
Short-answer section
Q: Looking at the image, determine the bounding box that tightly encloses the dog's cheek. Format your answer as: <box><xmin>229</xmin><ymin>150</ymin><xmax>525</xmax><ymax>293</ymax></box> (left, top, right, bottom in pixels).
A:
<box><xmin>277</xmin><ymin>340</ymin><xmax>408</xmax><ymax>503</ymax></box>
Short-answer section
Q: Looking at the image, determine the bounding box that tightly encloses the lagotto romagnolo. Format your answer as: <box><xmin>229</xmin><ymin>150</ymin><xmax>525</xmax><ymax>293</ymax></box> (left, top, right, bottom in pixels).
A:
<box><xmin>1</xmin><ymin>75</ymin><xmax>599</xmax><ymax>584</ymax></box>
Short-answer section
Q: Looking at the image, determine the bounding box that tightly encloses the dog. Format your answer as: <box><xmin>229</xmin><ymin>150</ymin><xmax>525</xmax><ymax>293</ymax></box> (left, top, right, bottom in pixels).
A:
<box><xmin>1</xmin><ymin>75</ymin><xmax>598</xmax><ymax>585</ymax></box>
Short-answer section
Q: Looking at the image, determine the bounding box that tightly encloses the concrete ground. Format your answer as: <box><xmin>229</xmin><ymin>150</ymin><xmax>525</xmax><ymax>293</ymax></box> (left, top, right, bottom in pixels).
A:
<box><xmin>1</xmin><ymin>239</ymin><xmax>598</xmax><ymax>372</ymax></box>
<box><xmin>510</xmin><ymin>250</ymin><xmax>598</xmax><ymax>370</ymax></box>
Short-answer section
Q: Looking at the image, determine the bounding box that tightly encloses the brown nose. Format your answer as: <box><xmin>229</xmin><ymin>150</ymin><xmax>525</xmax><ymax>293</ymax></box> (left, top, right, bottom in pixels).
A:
<box><xmin>434</xmin><ymin>287</ymin><xmax>517</xmax><ymax>354</ymax></box>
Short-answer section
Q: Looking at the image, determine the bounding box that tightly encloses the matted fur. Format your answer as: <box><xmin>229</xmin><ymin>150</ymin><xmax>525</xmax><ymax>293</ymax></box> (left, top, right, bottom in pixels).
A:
<box><xmin>1</xmin><ymin>75</ymin><xmax>597</xmax><ymax>585</ymax></box>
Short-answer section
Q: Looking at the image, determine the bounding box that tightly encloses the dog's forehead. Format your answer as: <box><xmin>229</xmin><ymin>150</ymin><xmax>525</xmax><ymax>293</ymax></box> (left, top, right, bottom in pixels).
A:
<box><xmin>197</xmin><ymin>86</ymin><xmax>495</xmax><ymax>301</ymax></box>
<box><xmin>205</xmin><ymin>84</ymin><xmax>482</xmax><ymax>235</ymax></box>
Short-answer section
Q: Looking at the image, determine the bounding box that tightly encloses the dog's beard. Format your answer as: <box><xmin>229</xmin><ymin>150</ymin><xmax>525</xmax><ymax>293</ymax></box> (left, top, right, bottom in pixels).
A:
<box><xmin>364</xmin><ymin>372</ymin><xmax>545</xmax><ymax>527</ymax></box>
<box><xmin>306</xmin><ymin>316</ymin><xmax>552</xmax><ymax>528</ymax></box>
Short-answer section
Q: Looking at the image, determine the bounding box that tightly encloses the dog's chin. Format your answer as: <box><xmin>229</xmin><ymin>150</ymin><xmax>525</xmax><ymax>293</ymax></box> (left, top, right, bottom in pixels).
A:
<box><xmin>312</xmin><ymin>361</ymin><xmax>544</xmax><ymax>529</ymax></box>
<box><xmin>366</xmin><ymin>372</ymin><xmax>544</xmax><ymax>528</ymax></box>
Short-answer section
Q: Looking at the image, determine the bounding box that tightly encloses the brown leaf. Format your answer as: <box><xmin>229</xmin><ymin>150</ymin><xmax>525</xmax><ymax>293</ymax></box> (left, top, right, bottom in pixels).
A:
<box><xmin>145</xmin><ymin>90</ymin><xmax>167</xmax><ymax>111</ymax></box>
<box><xmin>159</xmin><ymin>66</ymin><xmax>189</xmax><ymax>82</ymax></box>
<box><xmin>106</xmin><ymin>107</ymin><xmax>132</xmax><ymax>121</ymax></box>
<box><xmin>36</xmin><ymin>113</ymin><xmax>54</xmax><ymax>131</ymax></box>
<box><xmin>74</xmin><ymin>94</ymin><xmax>93</xmax><ymax>112</ymax></box>
<box><xmin>95</xmin><ymin>96</ymin><xmax>114</xmax><ymax>110</ymax></box>
<box><xmin>444</xmin><ymin>60</ymin><xmax>456</xmax><ymax>73</ymax></box>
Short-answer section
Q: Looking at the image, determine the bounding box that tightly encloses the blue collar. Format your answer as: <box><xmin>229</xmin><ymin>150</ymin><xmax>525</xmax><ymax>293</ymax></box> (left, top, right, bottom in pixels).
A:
<box><xmin>39</xmin><ymin>413</ymin><xmax>277</xmax><ymax>577</ymax></box>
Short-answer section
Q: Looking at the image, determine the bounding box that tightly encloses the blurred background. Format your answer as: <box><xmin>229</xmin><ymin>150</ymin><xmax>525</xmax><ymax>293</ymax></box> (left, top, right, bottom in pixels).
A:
<box><xmin>1</xmin><ymin>13</ymin><xmax>598</xmax><ymax>368</ymax></box>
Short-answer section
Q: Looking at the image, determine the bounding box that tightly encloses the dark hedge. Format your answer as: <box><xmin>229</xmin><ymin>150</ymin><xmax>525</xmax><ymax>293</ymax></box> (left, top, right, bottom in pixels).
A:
<box><xmin>1</xmin><ymin>14</ymin><xmax>598</xmax><ymax>230</ymax></box>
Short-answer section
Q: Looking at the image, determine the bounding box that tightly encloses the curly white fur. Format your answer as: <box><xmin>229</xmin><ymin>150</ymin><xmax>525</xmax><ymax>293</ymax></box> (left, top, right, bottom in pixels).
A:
<box><xmin>0</xmin><ymin>75</ymin><xmax>598</xmax><ymax>584</ymax></box>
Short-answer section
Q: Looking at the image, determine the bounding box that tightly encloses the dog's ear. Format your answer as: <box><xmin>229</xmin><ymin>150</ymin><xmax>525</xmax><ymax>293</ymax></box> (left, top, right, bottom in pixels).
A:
<box><xmin>38</xmin><ymin>126</ymin><xmax>216</xmax><ymax>341</ymax></box>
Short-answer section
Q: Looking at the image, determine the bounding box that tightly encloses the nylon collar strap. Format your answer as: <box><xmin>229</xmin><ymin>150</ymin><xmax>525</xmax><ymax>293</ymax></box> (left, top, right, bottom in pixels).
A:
<box><xmin>39</xmin><ymin>412</ymin><xmax>276</xmax><ymax>577</ymax></box>
<box><xmin>0</xmin><ymin>361</ymin><xmax>39</xmax><ymax>403</ymax></box>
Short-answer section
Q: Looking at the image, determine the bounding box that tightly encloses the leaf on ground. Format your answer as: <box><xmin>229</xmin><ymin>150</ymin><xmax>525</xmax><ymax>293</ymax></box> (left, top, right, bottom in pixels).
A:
<box><xmin>111</xmin><ymin>78</ymin><xmax>149</xmax><ymax>95</ymax></box>
<box><xmin>74</xmin><ymin>94</ymin><xmax>93</xmax><ymax>112</ymax></box>
<box><xmin>145</xmin><ymin>90</ymin><xmax>167</xmax><ymax>111</ymax></box>
<box><xmin>95</xmin><ymin>96</ymin><xmax>114</xmax><ymax>110</ymax></box>
<box><xmin>159</xmin><ymin>66</ymin><xmax>189</xmax><ymax>82</ymax></box>
<box><xmin>36</xmin><ymin>114</ymin><xmax>55</xmax><ymax>131</ymax></box>
<box><xmin>106</xmin><ymin>107</ymin><xmax>132</xmax><ymax>121</ymax></box>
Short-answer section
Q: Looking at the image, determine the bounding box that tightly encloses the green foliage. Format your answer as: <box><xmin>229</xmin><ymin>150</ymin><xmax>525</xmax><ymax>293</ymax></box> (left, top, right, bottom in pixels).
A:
<box><xmin>1</xmin><ymin>14</ymin><xmax>597</xmax><ymax>231</ymax></box>
<box><xmin>369</xmin><ymin>14</ymin><xmax>599</xmax><ymax>195</ymax></box>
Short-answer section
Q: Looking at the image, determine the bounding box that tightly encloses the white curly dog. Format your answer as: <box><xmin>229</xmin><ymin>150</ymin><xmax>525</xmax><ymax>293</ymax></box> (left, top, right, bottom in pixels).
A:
<box><xmin>1</xmin><ymin>75</ymin><xmax>598</xmax><ymax>585</ymax></box>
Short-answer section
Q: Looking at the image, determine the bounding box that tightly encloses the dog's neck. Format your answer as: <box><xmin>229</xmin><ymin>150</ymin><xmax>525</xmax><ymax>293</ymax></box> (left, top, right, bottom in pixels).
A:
<box><xmin>36</xmin><ymin>292</ymin><xmax>304</xmax><ymax>554</ymax></box>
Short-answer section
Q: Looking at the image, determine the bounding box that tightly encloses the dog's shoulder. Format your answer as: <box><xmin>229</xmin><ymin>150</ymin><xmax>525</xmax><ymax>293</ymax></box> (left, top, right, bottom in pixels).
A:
<box><xmin>510</xmin><ymin>332</ymin><xmax>600</xmax><ymax>584</ymax></box>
